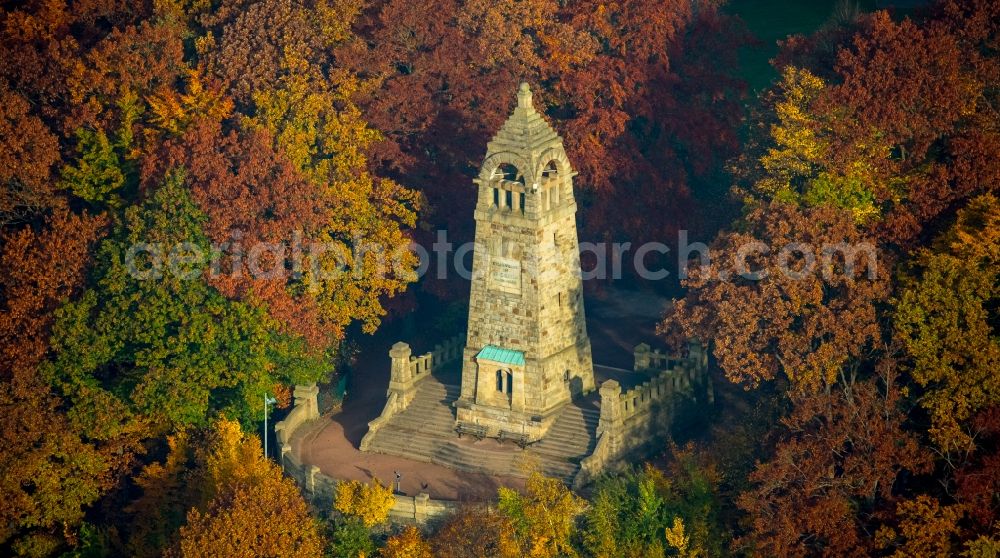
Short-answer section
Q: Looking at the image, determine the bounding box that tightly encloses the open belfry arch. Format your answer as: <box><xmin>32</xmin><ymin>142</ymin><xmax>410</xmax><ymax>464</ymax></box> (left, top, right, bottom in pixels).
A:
<box><xmin>454</xmin><ymin>82</ymin><xmax>596</xmax><ymax>441</ymax></box>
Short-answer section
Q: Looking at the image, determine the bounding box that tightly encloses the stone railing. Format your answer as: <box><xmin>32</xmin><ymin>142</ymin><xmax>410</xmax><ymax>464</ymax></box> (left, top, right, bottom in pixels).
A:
<box><xmin>360</xmin><ymin>336</ymin><xmax>465</xmax><ymax>451</ymax></box>
<box><xmin>274</xmin><ymin>344</ymin><xmax>462</xmax><ymax>524</ymax></box>
<box><xmin>281</xmin><ymin>449</ymin><xmax>456</xmax><ymax>524</ymax></box>
<box><xmin>389</xmin><ymin>492</ymin><xmax>458</xmax><ymax>524</ymax></box>
<box><xmin>275</xmin><ymin>384</ymin><xmax>320</xmax><ymax>449</ymax></box>
<box><xmin>574</xmin><ymin>340</ymin><xmax>711</xmax><ymax>489</ymax></box>
<box><xmin>633</xmin><ymin>341</ymin><xmax>708</xmax><ymax>373</ymax></box>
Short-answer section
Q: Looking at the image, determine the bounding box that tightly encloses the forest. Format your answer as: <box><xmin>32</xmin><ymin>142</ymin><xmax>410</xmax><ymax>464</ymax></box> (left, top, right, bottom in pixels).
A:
<box><xmin>0</xmin><ymin>0</ymin><xmax>998</xmax><ymax>556</ymax></box>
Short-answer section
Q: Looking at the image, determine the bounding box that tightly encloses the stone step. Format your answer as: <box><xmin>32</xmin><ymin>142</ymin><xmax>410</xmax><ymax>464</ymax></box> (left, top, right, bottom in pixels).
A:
<box><xmin>370</xmin><ymin>426</ymin><xmax>582</xmax><ymax>482</ymax></box>
<box><xmin>364</xmin><ymin>375</ymin><xmax>604</xmax><ymax>485</ymax></box>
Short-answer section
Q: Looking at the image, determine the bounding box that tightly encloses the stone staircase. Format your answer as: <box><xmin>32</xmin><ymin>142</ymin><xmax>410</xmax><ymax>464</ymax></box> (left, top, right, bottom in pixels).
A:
<box><xmin>364</xmin><ymin>373</ymin><xmax>600</xmax><ymax>483</ymax></box>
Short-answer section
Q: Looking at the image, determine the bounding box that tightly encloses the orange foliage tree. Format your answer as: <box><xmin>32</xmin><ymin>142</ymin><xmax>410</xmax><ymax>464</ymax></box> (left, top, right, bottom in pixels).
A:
<box><xmin>0</xmin><ymin>211</ymin><xmax>140</xmax><ymax>556</ymax></box>
<box><xmin>131</xmin><ymin>419</ymin><xmax>325</xmax><ymax>557</ymax></box>
<box><xmin>339</xmin><ymin>0</ymin><xmax>748</xmax><ymax>294</ymax></box>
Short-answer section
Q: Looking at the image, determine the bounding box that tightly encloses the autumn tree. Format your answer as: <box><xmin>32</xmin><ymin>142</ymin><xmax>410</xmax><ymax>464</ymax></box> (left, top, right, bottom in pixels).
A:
<box><xmin>665</xmin><ymin>202</ymin><xmax>890</xmax><ymax>392</ymax></box>
<box><xmin>895</xmin><ymin>194</ymin><xmax>1000</xmax><ymax>453</ymax></box>
<box><xmin>431</xmin><ymin>506</ymin><xmax>519</xmax><ymax>558</ymax></box>
<box><xmin>0</xmin><ymin>86</ymin><xmax>63</xmax><ymax>223</ymax></box>
<box><xmin>333</xmin><ymin>478</ymin><xmax>395</xmax><ymax>528</ymax></box>
<box><xmin>172</xmin><ymin>476</ymin><xmax>324</xmax><ymax>558</ymax></box>
<box><xmin>735</xmin><ymin>367</ymin><xmax>930</xmax><ymax>557</ymax></box>
<box><xmin>875</xmin><ymin>495</ymin><xmax>966</xmax><ymax>558</ymax></box>
<box><xmin>46</xmin><ymin>170</ymin><xmax>324</xmax><ymax>434</ymax></box>
<box><xmin>0</xmin><ymin>210</ymin><xmax>125</xmax><ymax>557</ymax></box>
<box><xmin>381</xmin><ymin>526</ymin><xmax>433</xmax><ymax>558</ymax></box>
<box><xmin>666</xmin><ymin>5</ymin><xmax>1000</xmax><ymax>556</ymax></box>
<box><xmin>955</xmin><ymin>407</ymin><xmax>1000</xmax><ymax>530</ymax></box>
<box><xmin>497</xmin><ymin>472</ymin><xmax>585</xmax><ymax>558</ymax></box>
<box><xmin>741</xmin><ymin>5</ymin><xmax>1000</xmax><ymax>247</ymax></box>
<box><xmin>195</xmin><ymin>0</ymin><xmax>421</xmax><ymax>334</ymax></box>
<box><xmin>128</xmin><ymin>418</ymin><xmax>324</xmax><ymax>557</ymax></box>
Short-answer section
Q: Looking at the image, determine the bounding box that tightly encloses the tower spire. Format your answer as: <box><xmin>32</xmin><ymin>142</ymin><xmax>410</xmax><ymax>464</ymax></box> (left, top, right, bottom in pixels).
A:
<box><xmin>517</xmin><ymin>82</ymin><xmax>533</xmax><ymax>110</ymax></box>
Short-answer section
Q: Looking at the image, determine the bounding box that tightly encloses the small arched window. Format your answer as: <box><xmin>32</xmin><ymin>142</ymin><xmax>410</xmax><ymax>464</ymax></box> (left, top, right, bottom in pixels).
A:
<box><xmin>496</xmin><ymin>369</ymin><xmax>513</xmax><ymax>396</ymax></box>
<box><xmin>494</xmin><ymin>163</ymin><xmax>523</xmax><ymax>185</ymax></box>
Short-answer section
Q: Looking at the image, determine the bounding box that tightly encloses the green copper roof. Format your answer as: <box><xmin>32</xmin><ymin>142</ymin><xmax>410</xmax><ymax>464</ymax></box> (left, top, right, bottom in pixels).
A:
<box><xmin>476</xmin><ymin>345</ymin><xmax>526</xmax><ymax>366</ymax></box>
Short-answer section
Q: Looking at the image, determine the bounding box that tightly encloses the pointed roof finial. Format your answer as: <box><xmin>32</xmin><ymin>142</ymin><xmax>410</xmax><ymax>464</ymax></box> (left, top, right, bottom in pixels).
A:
<box><xmin>517</xmin><ymin>82</ymin><xmax>532</xmax><ymax>110</ymax></box>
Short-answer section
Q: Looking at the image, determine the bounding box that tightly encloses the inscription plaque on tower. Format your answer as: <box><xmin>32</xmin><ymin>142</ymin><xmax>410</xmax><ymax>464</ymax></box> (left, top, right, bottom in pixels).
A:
<box><xmin>490</xmin><ymin>256</ymin><xmax>522</xmax><ymax>294</ymax></box>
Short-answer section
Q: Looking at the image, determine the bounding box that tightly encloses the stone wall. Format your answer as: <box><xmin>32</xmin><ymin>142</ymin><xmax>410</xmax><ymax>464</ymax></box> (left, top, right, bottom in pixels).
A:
<box><xmin>360</xmin><ymin>335</ymin><xmax>464</xmax><ymax>451</ymax></box>
<box><xmin>388</xmin><ymin>493</ymin><xmax>458</xmax><ymax>525</ymax></box>
<box><xmin>275</xmin><ymin>384</ymin><xmax>320</xmax><ymax>448</ymax></box>
<box><xmin>574</xmin><ymin>341</ymin><xmax>712</xmax><ymax>489</ymax></box>
<box><xmin>277</xmin><ymin>380</ymin><xmax>459</xmax><ymax>525</ymax></box>
<box><xmin>281</xmin><ymin>438</ymin><xmax>457</xmax><ymax>524</ymax></box>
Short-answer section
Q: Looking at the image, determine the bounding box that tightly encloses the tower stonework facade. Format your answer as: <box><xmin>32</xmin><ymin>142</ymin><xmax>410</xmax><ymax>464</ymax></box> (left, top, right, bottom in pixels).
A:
<box><xmin>455</xmin><ymin>83</ymin><xmax>595</xmax><ymax>441</ymax></box>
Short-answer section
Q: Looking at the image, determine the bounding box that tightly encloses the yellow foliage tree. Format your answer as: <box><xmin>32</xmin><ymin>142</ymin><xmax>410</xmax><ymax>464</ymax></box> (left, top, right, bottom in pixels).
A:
<box><xmin>875</xmin><ymin>495</ymin><xmax>964</xmax><ymax>558</ymax></box>
<box><xmin>497</xmin><ymin>472</ymin><xmax>585</xmax><ymax>558</ymax></box>
<box><xmin>132</xmin><ymin>419</ymin><xmax>325</xmax><ymax>557</ymax></box>
<box><xmin>382</xmin><ymin>525</ymin><xmax>433</xmax><ymax>558</ymax></box>
<box><xmin>147</xmin><ymin>68</ymin><xmax>232</xmax><ymax>137</ymax></box>
<box><xmin>334</xmin><ymin>478</ymin><xmax>395</xmax><ymax>528</ymax></box>
<box><xmin>752</xmin><ymin>66</ymin><xmax>884</xmax><ymax>223</ymax></box>
<box><xmin>896</xmin><ymin>194</ymin><xmax>1000</xmax><ymax>452</ymax></box>
<box><xmin>173</xmin><ymin>476</ymin><xmax>324</xmax><ymax>558</ymax></box>
<box><xmin>665</xmin><ymin>517</ymin><xmax>701</xmax><ymax>558</ymax></box>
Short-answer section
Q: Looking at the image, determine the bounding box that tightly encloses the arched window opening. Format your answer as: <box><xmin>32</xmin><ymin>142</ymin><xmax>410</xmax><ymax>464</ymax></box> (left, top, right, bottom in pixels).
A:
<box><xmin>493</xmin><ymin>163</ymin><xmax>524</xmax><ymax>185</ymax></box>
<box><xmin>495</xmin><ymin>369</ymin><xmax>513</xmax><ymax>398</ymax></box>
<box><xmin>493</xmin><ymin>187</ymin><xmax>500</xmax><ymax>207</ymax></box>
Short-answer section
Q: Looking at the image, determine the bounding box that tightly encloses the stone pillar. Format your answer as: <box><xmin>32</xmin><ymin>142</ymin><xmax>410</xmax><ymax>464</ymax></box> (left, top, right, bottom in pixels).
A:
<box><xmin>597</xmin><ymin>380</ymin><xmax>624</xmax><ymax>455</ymax></box>
<box><xmin>307</xmin><ymin>465</ymin><xmax>321</xmax><ymax>495</ymax></box>
<box><xmin>293</xmin><ymin>383</ymin><xmax>320</xmax><ymax>421</ymax></box>
<box><xmin>388</xmin><ymin>342</ymin><xmax>416</xmax><ymax>407</ymax></box>
<box><xmin>390</xmin><ymin>342</ymin><xmax>413</xmax><ymax>384</ymax></box>
<box><xmin>414</xmin><ymin>493</ymin><xmax>431</xmax><ymax>523</ymax></box>
<box><xmin>633</xmin><ymin>343</ymin><xmax>651</xmax><ymax>372</ymax></box>
<box><xmin>688</xmin><ymin>339</ymin><xmax>707</xmax><ymax>370</ymax></box>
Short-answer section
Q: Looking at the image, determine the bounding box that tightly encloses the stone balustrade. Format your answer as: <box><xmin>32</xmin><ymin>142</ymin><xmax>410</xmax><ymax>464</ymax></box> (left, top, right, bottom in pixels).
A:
<box><xmin>360</xmin><ymin>335</ymin><xmax>465</xmax><ymax>451</ymax></box>
<box><xmin>275</xmin><ymin>364</ymin><xmax>460</xmax><ymax>525</ymax></box>
<box><xmin>574</xmin><ymin>340</ymin><xmax>711</xmax><ymax>489</ymax></box>
<box><xmin>275</xmin><ymin>384</ymin><xmax>320</xmax><ymax>448</ymax></box>
<box><xmin>280</xmin><ymin>441</ymin><xmax>456</xmax><ymax>524</ymax></box>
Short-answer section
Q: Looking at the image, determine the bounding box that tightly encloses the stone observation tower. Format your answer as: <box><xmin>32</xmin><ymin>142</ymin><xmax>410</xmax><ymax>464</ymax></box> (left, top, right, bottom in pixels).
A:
<box><xmin>454</xmin><ymin>83</ymin><xmax>596</xmax><ymax>442</ymax></box>
<box><xmin>345</xmin><ymin>83</ymin><xmax>709</xmax><ymax>487</ymax></box>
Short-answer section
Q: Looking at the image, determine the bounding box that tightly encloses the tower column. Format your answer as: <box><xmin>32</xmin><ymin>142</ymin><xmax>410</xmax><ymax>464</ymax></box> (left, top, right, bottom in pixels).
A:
<box><xmin>455</xmin><ymin>82</ymin><xmax>595</xmax><ymax>442</ymax></box>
